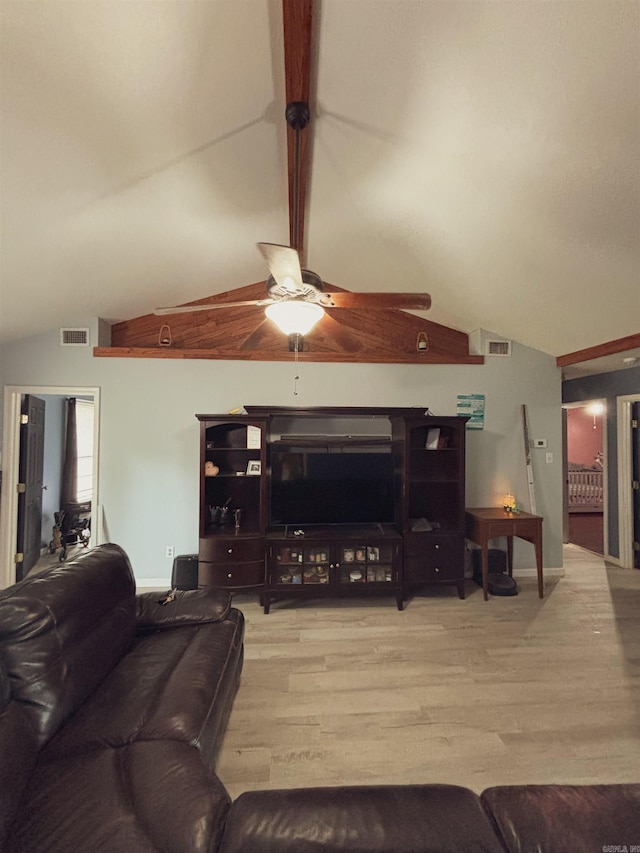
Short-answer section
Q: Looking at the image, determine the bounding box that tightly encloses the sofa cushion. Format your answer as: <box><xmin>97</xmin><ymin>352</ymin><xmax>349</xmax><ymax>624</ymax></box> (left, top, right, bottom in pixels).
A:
<box><xmin>0</xmin><ymin>659</ymin><xmax>39</xmax><ymax>848</ymax></box>
<box><xmin>5</xmin><ymin>740</ymin><xmax>231</xmax><ymax>853</ymax></box>
<box><xmin>43</xmin><ymin>609</ymin><xmax>244</xmax><ymax>767</ymax></box>
<box><xmin>219</xmin><ymin>784</ymin><xmax>507</xmax><ymax>853</ymax></box>
<box><xmin>0</xmin><ymin>544</ymin><xmax>136</xmax><ymax>746</ymax></box>
<box><xmin>136</xmin><ymin>586</ymin><xmax>232</xmax><ymax>631</ymax></box>
<box><xmin>481</xmin><ymin>784</ymin><xmax>640</xmax><ymax>853</ymax></box>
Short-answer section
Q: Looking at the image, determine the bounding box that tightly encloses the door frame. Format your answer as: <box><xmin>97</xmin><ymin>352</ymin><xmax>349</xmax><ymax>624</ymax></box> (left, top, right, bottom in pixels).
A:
<box><xmin>617</xmin><ymin>393</ymin><xmax>640</xmax><ymax>569</ymax></box>
<box><xmin>0</xmin><ymin>385</ymin><xmax>101</xmax><ymax>589</ymax></box>
<box><xmin>562</xmin><ymin>399</ymin><xmax>608</xmax><ymax>557</ymax></box>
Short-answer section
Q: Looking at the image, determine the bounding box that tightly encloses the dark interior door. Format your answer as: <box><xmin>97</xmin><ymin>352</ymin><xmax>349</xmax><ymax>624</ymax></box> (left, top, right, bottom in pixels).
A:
<box><xmin>633</xmin><ymin>402</ymin><xmax>640</xmax><ymax>570</ymax></box>
<box><xmin>16</xmin><ymin>394</ymin><xmax>46</xmax><ymax>580</ymax></box>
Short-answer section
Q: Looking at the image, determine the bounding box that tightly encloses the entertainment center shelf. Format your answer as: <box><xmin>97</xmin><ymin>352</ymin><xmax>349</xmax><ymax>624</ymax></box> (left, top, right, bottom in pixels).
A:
<box><xmin>265</xmin><ymin>524</ymin><xmax>402</xmax><ymax>614</ymax></box>
<box><xmin>270</xmin><ymin>435</ymin><xmax>391</xmax><ymax>442</ymax></box>
<box><xmin>196</xmin><ymin>407</ymin><xmax>469</xmax><ymax>611</ymax></box>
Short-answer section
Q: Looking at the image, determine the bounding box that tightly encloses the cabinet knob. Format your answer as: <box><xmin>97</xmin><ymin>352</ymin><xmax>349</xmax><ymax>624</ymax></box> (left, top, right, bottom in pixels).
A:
<box><xmin>227</xmin><ymin>548</ymin><xmax>233</xmax><ymax>554</ymax></box>
<box><xmin>227</xmin><ymin>573</ymin><xmax>233</xmax><ymax>579</ymax></box>
<box><xmin>435</xmin><ymin>567</ymin><xmax>440</xmax><ymax>573</ymax></box>
<box><xmin>435</xmin><ymin>544</ymin><xmax>440</xmax><ymax>550</ymax></box>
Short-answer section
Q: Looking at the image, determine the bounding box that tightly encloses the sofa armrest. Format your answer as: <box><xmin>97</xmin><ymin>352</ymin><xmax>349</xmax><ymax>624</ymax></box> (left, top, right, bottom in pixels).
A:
<box><xmin>481</xmin><ymin>784</ymin><xmax>640</xmax><ymax>853</ymax></box>
<box><xmin>136</xmin><ymin>587</ymin><xmax>232</xmax><ymax>632</ymax></box>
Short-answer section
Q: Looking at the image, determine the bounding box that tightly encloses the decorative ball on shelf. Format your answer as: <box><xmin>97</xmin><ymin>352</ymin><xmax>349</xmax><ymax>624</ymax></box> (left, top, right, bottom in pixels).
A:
<box><xmin>205</xmin><ymin>461</ymin><xmax>220</xmax><ymax>477</ymax></box>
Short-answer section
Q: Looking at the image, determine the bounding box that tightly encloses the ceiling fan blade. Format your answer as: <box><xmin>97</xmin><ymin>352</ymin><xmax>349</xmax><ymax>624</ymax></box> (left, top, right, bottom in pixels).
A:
<box><xmin>257</xmin><ymin>242</ymin><xmax>303</xmax><ymax>291</ymax></box>
<box><xmin>154</xmin><ymin>299</ymin><xmax>272</xmax><ymax>316</ymax></box>
<box><xmin>321</xmin><ymin>292</ymin><xmax>432</xmax><ymax>311</ymax></box>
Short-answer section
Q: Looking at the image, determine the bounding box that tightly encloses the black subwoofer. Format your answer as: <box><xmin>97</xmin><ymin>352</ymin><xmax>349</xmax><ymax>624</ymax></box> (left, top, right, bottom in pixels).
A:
<box><xmin>171</xmin><ymin>554</ymin><xmax>199</xmax><ymax>590</ymax></box>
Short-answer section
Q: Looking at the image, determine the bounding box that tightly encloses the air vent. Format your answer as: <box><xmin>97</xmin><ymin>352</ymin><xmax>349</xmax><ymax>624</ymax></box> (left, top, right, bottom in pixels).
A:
<box><xmin>60</xmin><ymin>328</ymin><xmax>90</xmax><ymax>347</ymax></box>
<box><xmin>487</xmin><ymin>339</ymin><xmax>511</xmax><ymax>357</ymax></box>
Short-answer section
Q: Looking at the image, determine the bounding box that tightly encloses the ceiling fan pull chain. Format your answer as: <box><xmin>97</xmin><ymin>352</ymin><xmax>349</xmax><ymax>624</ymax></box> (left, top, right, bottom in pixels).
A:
<box><xmin>293</xmin><ymin>332</ymin><xmax>301</xmax><ymax>396</ymax></box>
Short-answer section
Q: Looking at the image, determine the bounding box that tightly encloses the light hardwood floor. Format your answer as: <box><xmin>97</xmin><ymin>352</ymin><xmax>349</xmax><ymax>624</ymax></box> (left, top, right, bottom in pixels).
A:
<box><xmin>217</xmin><ymin>545</ymin><xmax>640</xmax><ymax>799</ymax></box>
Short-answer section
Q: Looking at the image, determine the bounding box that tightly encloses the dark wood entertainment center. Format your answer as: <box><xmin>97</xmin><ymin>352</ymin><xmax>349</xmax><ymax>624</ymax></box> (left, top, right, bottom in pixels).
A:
<box><xmin>196</xmin><ymin>407</ymin><xmax>469</xmax><ymax>612</ymax></box>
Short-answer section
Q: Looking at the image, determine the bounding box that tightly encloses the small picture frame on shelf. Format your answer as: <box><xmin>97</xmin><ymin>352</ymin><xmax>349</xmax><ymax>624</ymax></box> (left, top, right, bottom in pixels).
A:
<box><xmin>246</xmin><ymin>425</ymin><xmax>261</xmax><ymax>449</ymax></box>
<box><xmin>246</xmin><ymin>460</ymin><xmax>261</xmax><ymax>475</ymax></box>
<box><xmin>425</xmin><ymin>428</ymin><xmax>440</xmax><ymax>449</ymax></box>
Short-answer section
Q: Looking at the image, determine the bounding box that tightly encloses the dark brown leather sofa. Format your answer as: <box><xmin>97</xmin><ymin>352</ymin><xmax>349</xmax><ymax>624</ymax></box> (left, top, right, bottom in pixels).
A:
<box><xmin>1</xmin><ymin>544</ymin><xmax>638</xmax><ymax>853</ymax></box>
<box><xmin>217</xmin><ymin>782</ymin><xmax>640</xmax><ymax>852</ymax></box>
<box><xmin>0</xmin><ymin>544</ymin><xmax>243</xmax><ymax>853</ymax></box>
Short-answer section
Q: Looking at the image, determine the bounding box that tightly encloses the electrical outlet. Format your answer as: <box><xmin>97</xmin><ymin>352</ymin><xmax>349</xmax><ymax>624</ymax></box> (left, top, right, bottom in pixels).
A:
<box><xmin>165</xmin><ymin>546</ymin><xmax>174</xmax><ymax>559</ymax></box>
<box><xmin>545</xmin><ymin>452</ymin><xmax>554</xmax><ymax>464</ymax></box>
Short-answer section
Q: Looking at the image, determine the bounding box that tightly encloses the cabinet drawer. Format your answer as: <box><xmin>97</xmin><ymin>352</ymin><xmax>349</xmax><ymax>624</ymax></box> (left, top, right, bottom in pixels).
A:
<box><xmin>199</xmin><ymin>561</ymin><xmax>265</xmax><ymax>588</ymax></box>
<box><xmin>200</xmin><ymin>536</ymin><xmax>264</xmax><ymax>563</ymax></box>
<box><xmin>475</xmin><ymin>519</ymin><xmax>539</xmax><ymax>539</ymax></box>
<box><xmin>404</xmin><ymin>533</ymin><xmax>463</xmax><ymax>583</ymax></box>
<box><xmin>405</xmin><ymin>557</ymin><xmax>461</xmax><ymax>582</ymax></box>
<box><xmin>482</xmin><ymin>520</ymin><xmax>518</xmax><ymax>537</ymax></box>
<box><xmin>492</xmin><ymin>519</ymin><xmax>539</xmax><ymax>539</ymax></box>
<box><xmin>404</xmin><ymin>533</ymin><xmax>461</xmax><ymax>559</ymax></box>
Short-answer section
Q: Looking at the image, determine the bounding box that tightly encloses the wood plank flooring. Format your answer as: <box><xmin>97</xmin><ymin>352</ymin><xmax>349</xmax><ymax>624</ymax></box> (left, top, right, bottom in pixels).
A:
<box><xmin>568</xmin><ymin>511</ymin><xmax>604</xmax><ymax>555</ymax></box>
<box><xmin>217</xmin><ymin>545</ymin><xmax>640</xmax><ymax>798</ymax></box>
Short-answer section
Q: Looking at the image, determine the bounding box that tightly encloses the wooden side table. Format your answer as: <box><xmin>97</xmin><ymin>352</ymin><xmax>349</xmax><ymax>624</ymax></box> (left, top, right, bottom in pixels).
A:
<box><xmin>465</xmin><ymin>508</ymin><xmax>544</xmax><ymax>601</ymax></box>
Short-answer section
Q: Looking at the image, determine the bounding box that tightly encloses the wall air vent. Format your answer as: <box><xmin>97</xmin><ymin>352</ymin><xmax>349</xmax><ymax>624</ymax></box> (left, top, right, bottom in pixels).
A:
<box><xmin>486</xmin><ymin>339</ymin><xmax>511</xmax><ymax>357</ymax></box>
<box><xmin>60</xmin><ymin>328</ymin><xmax>90</xmax><ymax>347</ymax></box>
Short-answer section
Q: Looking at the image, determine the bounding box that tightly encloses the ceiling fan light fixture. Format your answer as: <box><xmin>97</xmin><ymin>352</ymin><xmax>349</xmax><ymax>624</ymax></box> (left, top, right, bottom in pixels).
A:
<box><xmin>265</xmin><ymin>300</ymin><xmax>325</xmax><ymax>336</ymax></box>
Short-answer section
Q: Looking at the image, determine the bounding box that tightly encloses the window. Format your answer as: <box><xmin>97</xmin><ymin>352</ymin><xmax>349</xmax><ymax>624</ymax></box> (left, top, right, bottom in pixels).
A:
<box><xmin>75</xmin><ymin>399</ymin><xmax>94</xmax><ymax>503</ymax></box>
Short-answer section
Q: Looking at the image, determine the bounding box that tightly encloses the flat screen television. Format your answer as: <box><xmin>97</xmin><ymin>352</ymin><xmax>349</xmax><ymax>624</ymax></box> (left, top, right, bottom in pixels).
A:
<box><xmin>270</xmin><ymin>449</ymin><xmax>395</xmax><ymax>526</ymax></box>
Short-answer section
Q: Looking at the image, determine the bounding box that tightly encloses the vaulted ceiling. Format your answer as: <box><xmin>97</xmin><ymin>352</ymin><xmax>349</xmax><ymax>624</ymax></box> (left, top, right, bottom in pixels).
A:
<box><xmin>1</xmin><ymin>1</ymin><xmax>638</xmax><ymax>370</ymax></box>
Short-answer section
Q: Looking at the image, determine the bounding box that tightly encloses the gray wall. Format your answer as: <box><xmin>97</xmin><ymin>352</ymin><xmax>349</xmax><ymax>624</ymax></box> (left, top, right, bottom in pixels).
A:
<box><xmin>1</xmin><ymin>320</ymin><xmax>564</xmax><ymax>583</ymax></box>
<box><xmin>563</xmin><ymin>365</ymin><xmax>640</xmax><ymax>559</ymax></box>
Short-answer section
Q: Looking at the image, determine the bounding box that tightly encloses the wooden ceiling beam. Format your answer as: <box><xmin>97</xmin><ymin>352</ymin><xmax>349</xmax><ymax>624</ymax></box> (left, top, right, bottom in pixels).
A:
<box><xmin>556</xmin><ymin>333</ymin><xmax>640</xmax><ymax>367</ymax></box>
<box><xmin>93</xmin><ymin>346</ymin><xmax>484</xmax><ymax>365</ymax></box>
<box><xmin>105</xmin><ymin>276</ymin><xmax>479</xmax><ymax>363</ymax></box>
<box><xmin>283</xmin><ymin>0</ymin><xmax>314</xmax><ymax>260</ymax></box>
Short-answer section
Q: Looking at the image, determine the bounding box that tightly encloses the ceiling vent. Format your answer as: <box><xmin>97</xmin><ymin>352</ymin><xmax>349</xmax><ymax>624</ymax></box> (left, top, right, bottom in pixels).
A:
<box><xmin>60</xmin><ymin>328</ymin><xmax>90</xmax><ymax>347</ymax></box>
<box><xmin>486</xmin><ymin>338</ymin><xmax>511</xmax><ymax>357</ymax></box>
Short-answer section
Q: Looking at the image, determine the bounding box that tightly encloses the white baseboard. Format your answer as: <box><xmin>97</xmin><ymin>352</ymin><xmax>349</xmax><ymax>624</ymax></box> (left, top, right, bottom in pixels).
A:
<box><xmin>514</xmin><ymin>566</ymin><xmax>564</xmax><ymax>578</ymax></box>
<box><xmin>136</xmin><ymin>577</ymin><xmax>171</xmax><ymax>591</ymax></box>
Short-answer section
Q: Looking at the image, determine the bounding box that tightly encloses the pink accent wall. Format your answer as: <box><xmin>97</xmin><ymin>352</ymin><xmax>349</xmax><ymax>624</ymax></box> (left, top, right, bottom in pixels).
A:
<box><xmin>567</xmin><ymin>406</ymin><xmax>603</xmax><ymax>468</ymax></box>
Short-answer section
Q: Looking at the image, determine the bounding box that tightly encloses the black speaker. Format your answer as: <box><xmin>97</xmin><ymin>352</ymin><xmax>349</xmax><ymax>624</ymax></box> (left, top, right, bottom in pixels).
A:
<box><xmin>472</xmin><ymin>548</ymin><xmax>507</xmax><ymax>577</ymax></box>
<box><xmin>472</xmin><ymin>548</ymin><xmax>518</xmax><ymax>596</ymax></box>
<box><xmin>171</xmin><ymin>554</ymin><xmax>199</xmax><ymax>590</ymax></box>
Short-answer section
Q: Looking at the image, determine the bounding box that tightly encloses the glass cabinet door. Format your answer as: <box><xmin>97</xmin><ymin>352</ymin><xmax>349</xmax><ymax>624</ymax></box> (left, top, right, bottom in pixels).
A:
<box><xmin>301</xmin><ymin>545</ymin><xmax>331</xmax><ymax>585</ymax></box>
<box><xmin>339</xmin><ymin>543</ymin><xmax>394</xmax><ymax>585</ymax></box>
<box><xmin>273</xmin><ymin>543</ymin><xmax>331</xmax><ymax>586</ymax></box>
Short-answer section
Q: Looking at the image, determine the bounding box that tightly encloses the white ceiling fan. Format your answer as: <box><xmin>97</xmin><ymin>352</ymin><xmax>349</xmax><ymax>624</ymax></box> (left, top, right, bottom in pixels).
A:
<box><xmin>154</xmin><ymin>1</ymin><xmax>431</xmax><ymax>345</ymax></box>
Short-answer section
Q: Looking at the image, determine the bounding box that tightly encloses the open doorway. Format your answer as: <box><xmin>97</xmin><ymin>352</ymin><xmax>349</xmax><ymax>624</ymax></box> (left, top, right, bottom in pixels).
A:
<box><xmin>0</xmin><ymin>385</ymin><xmax>101</xmax><ymax>589</ymax></box>
<box><xmin>563</xmin><ymin>400</ymin><xmax>606</xmax><ymax>555</ymax></box>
